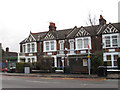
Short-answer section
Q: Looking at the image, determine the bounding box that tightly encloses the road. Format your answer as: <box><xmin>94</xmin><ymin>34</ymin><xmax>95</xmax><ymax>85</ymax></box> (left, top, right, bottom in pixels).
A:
<box><xmin>1</xmin><ymin>75</ymin><xmax>119</xmax><ymax>88</ymax></box>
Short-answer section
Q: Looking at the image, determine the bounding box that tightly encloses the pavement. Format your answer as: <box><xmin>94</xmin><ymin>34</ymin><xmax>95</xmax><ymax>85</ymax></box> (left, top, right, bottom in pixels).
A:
<box><xmin>1</xmin><ymin>72</ymin><xmax>120</xmax><ymax>79</ymax></box>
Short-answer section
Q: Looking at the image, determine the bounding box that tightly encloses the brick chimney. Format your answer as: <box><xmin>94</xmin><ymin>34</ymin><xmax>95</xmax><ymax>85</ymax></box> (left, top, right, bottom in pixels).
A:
<box><xmin>99</xmin><ymin>15</ymin><xmax>106</xmax><ymax>25</ymax></box>
<box><xmin>6</xmin><ymin>47</ymin><xmax>9</xmax><ymax>52</ymax></box>
<box><xmin>49</xmin><ymin>22</ymin><xmax>56</xmax><ymax>31</ymax></box>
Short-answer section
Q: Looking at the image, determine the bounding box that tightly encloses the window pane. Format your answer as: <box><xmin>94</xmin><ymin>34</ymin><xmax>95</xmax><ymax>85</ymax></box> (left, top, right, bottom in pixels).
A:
<box><xmin>106</xmin><ymin>55</ymin><xmax>111</xmax><ymax>60</ymax></box>
<box><xmin>77</xmin><ymin>39</ymin><xmax>82</xmax><ymax>49</ymax></box>
<box><xmin>114</xmin><ymin>55</ymin><xmax>118</xmax><ymax>60</ymax></box>
<box><xmin>107</xmin><ymin>61</ymin><xmax>112</xmax><ymax>66</ymax></box>
<box><xmin>27</xmin><ymin>44</ymin><xmax>30</xmax><ymax>52</ymax></box>
<box><xmin>84</xmin><ymin>38</ymin><xmax>88</xmax><ymax>48</ymax></box>
<box><xmin>32</xmin><ymin>43</ymin><xmax>35</xmax><ymax>52</ymax></box>
<box><xmin>23</xmin><ymin>45</ymin><xmax>26</xmax><ymax>53</ymax></box>
<box><xmin>112</xmin><ymin>36</ymin><xmax>118</xmax><ymax>47</ymax></box>
<box><xmin>60</xmin><ymin>41</ymin><xmax>64</xmax><ymax>50</ymax></box>
<box><xmin>105</xmin><ymin>36</ymin><xmax>110</xmax><ymax>47</ymax></box>
<box><xmin>83</xmin><ymin>59</ymin><xmax>87</xmax><ymax>66</ymax></box>
<box><xmin>114</xmin><ymin>61</ymin><xmax>117</xmax><ymax>66</ymax></box>
<box><xmin>70</xmin><ymin>41</ymin><xmax>74</xmax><ymax>50</ymax></box>
<box><xmin>46</xmin><ymin>42</ymin><xmax>49</xmax><ymax>50</ymax></box>
<box><xmin>51</xmin><ymin>42</ymin><xmax>54</xmax><ymax>50</ymax></box>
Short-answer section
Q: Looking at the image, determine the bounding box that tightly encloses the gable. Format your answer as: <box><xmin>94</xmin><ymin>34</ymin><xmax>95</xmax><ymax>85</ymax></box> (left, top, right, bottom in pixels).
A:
<box><xmin>75</xmin><ymin>28</ymin><xmax>90</xmax><ymax>37</ymax></box>
<box><xmin>26</xmin><ymin>34</ymin><xmax>36</xmax><ymax>42</ymax></box>
<box><xmin>44</xmin><ymin>32</ymin><xmax>55</xmax><ymax>40</ymax></box>
<box><xmin>103</xmin><ymin>24</ymin><xmax>119</xmax><ymax>34</ymax></box>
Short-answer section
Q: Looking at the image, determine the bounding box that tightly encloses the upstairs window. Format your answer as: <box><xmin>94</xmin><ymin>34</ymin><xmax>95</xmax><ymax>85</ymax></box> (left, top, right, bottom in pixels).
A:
<box><xmin>44</xmin><ymin>40</ymin><xmax>56</xmax><ymax>52</ymax></box>
<box><xmin>77</xmin><ymin>39</ymin><xmax>83</xmax><ymax>49</ymax></box>
<box><xmin>112</xmin><ymin>36</ymin><xmax>118</xmax><ymax>47</ymax></box>
<box><xmin>105</xmin><ymin>36</ymin><xmax>110</xmax><ymax>47</ymax></box>
<box><xmin>59</xmin><ymin>40</ymin><xmax>64</xmax><ymax>50</ymax></box>
<box><xmin>84</xmin><ymin>38</ymin><xmax>88</xmax><ymax>48</ymax></box>
<box><xmin>76</xmin><ymin>37</ymin><xmax>91</xmax><ymax>50</ymax></box>
<box><xmin>32</xmin><ymin>43</ymin><xmax>35</xmax><ymax>52</ymax></box>
<box><xmin>51</xmin><ymin>41</ymin><xmax>54</xmax><ymax>50</ymax></box>
<box><xmin>27</xmin><ymin>44</ymin><xmax>30</xmax><ymax>53</ymax></box>
<box><xmin>23</xmin><ymin>45</ymin><xmax>26</xmax><ymax>53</ymax></box>
<box><xmin>70</xmin><ymin>40</ymin><xmax>74</xmax><ymax>50</ymax></box>
<box><xmin>103</xmin><ymin>34</ymin><xmax>119</xmax><ymax>48</ymax></box>
<box><xmin>46</xmin><ymin>42</ymin><xmax>49</xmax><ymax>51</ymax></box>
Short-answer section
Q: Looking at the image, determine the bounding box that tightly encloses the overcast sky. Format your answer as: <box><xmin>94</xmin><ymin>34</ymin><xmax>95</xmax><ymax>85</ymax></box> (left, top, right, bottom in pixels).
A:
<box><xmin>0</xmin><ymin>0</ymin><xmax>119</xmax><ymax>52</ymax></box>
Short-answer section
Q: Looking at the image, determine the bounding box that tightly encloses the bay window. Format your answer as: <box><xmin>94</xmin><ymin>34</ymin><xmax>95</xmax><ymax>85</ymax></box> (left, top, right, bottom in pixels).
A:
<box><xmin>103</xmin><ymin>33</ymin><xmax>119</xmax><ymax>48</ymax></box>
<box><xmin>76</xmin><ymin>37</ymin><xmax>91</xmax><ymax>50</ymax></box>
<box><xmin>44</xmin><ymin>40</ymin><xmax>56</xmax><ymax>52</ymax></box>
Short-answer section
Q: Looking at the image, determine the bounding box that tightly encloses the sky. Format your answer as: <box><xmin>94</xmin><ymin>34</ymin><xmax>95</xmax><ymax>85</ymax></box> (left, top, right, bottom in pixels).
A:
<box><xmin>0</xmin><ymin>0</ymin><xmax>119</xmax><ymax>52</ymax></box>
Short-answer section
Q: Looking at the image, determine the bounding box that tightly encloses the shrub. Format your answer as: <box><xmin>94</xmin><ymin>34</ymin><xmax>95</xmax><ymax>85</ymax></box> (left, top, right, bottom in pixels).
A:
<box><xmin>90</xmin><ymin>51</ymin><xmax>103</xmax><ymax>74</ymax></box>
<box><xmin>16</xmin><ymin>62</ymin><xmax>31</xmax><ymax>73</ymax></box>
<box><xmin>35</xmin><ymin>56</ymin><xmax>54</xmax><ymax>70</ymax></box>
<box><xmin>16</xmin><ymin>62</ymin><xmax>25</xmax><ymax>73</ymax></box>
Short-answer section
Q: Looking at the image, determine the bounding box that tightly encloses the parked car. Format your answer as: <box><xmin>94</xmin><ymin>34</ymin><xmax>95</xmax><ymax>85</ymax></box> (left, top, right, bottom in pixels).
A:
<box><xmin>2</xmin><ymin>68</ymin><xmax>8</xmax><ymax>72</ymax></box>
<box><xmin>9</xmin><ymin>67</ymin><xmax>16</xmax><ymax>73</ymax></box>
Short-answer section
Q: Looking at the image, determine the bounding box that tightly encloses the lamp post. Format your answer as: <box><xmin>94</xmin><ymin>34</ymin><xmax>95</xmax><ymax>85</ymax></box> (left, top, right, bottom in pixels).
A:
<box><xmin>88</xmin><ymin>45</ymin><xmax>91</xmax><ymax>75</ymax></box>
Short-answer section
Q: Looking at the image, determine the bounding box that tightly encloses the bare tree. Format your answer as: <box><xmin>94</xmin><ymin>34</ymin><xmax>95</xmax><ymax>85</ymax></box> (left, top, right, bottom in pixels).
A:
<box><xmin>86</xmin><ymin>12</ymin><xmax>98</xmax><ymax>26</ymax></box>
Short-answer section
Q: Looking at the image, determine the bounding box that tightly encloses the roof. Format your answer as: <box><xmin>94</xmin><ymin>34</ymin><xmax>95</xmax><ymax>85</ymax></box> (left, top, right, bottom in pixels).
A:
<box><xmin>20</xmin><ymin>22</ymin><xmax>120</xmax><ymax>43</ymax></box>
<box><xmin>66</xmin><ymin>25</ymin><xmax>99</xmax><ymax>39</ymax></box>
<box><xmin>97</xmin><ymin>23</ymin><xmax>120</xmax><ymax>35</ymax></box>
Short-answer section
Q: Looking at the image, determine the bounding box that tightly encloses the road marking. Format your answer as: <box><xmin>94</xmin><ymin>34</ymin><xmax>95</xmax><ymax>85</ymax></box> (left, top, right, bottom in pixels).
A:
<box><xmin>26</xmin><ymin>80</ymin><xmax>59</xmax><ymax>84</ymax></box>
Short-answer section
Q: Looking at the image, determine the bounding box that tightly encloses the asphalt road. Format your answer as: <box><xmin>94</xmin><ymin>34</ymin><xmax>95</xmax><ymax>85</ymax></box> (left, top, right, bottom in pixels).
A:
<box><xmin>1</xmin><ymin>75</ymin><xmax>119</xmax><ymax>88</ymax></box>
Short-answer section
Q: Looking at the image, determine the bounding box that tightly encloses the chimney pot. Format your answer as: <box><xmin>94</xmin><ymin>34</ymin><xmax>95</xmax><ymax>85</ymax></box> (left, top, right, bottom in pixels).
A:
<box><xmin>6</xmin><ymin>47</ymin><xmax>9</xmax><ymax>52</ymax></box>
<box><xmin>99</xmin><ymin>15</ymin><xmax>106</xmax><ymax>25</ymax></box>
<box><xmin>49</xmin><ymin>22</ymin><xmax>56</xmax><ymax>31</ymax></box>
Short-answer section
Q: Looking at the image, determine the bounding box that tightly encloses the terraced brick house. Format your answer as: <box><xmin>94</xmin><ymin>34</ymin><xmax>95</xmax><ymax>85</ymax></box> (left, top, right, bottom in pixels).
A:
<box><xmin>18</xmin><ymin>16</ymin><xmax>120</xmax><ymax>71</ymax></box>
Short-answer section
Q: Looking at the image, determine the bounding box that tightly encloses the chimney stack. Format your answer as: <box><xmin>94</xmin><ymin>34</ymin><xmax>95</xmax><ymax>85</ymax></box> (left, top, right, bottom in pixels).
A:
<box><xmin>6</xmin><ymin>47</ymin><xmax>9</xmax><ymax>52</ymax></box>
<box><xmin>49</xmin><ymin>22</ymin><xmax>56</xmax><ymax>31</ymax></box>
<box><xmin>99</xmin><ymin>15</ymin><xmax>106</xmax><ymax>25</ymax></box>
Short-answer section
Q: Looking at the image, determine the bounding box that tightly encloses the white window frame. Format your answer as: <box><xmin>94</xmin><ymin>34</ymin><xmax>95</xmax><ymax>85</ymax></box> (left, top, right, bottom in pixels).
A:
<box><xmin>22</xmin><ymin>44</ymin><xmax>26</xmax><ymax>53</ymax></box>
<box><xmin>103</xmin><ymin>52</ymin><xmax>119</xmax><ymax>67</ymax></box>
<box><xmin>43</xmin><ymin>40</ymin><xmax>56</xmax><ymax>52</ymax></box>
<box><xmin>75</xmin><ymin>37</ymin><xmax>91</xmax><ymax>50</ymax></box>
<box><xmin>69</xmin><ymin>39</ymin><xmax>74</xmax><ymax>50</ymax></box>
<box><xmin>25</xmin><ymin>42</ymin><xmax>37</xmax><ymax>53</ymax></box>
<box><xmin>59</xmin><ymin>40</ymin><xmax>64</xmax><ymax>50</ymax></box>
<box><xmin>102</xmin><ymin>33</ymin><xmax>120</xmax><ymax>48</ymax></box>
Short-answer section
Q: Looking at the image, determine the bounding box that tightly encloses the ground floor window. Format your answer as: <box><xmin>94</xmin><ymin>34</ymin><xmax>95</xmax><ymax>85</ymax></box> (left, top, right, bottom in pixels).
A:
<box><xmin>83</xmin><ymin>59</ymin><xmax>88</xmax><ymax>66</ymax></box>
<box><xmin>104</xmin><ymin>52</ymin><xmax>119</xmax><ymax>67</ymax></box>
